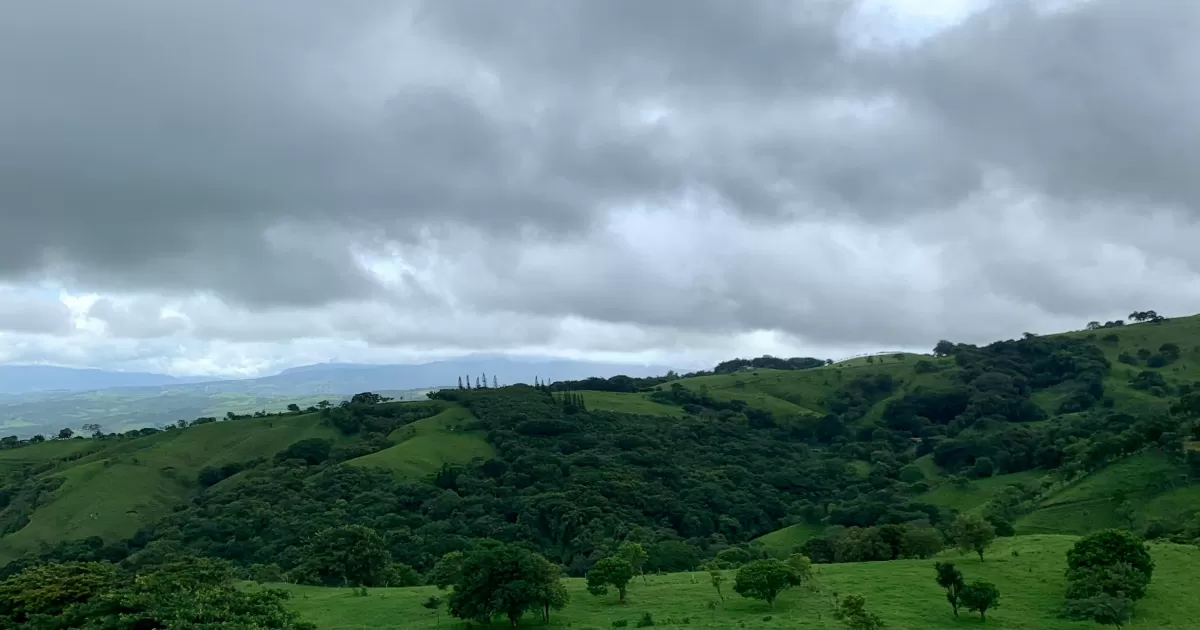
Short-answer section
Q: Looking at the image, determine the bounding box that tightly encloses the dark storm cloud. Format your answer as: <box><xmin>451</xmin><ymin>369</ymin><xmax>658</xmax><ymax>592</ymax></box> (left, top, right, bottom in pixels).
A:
<box><xmin>2</xmin><ymin>0</ymin><xmax>1198</xmax><ymax>348</ymax></box>
<box><xmin>0</xmin><ymin>0</ymin><xmax>876</xmax><ymax>308</ymax></box>
<box><xmin>893</xmin><ymin>0</ymin><xmax>1200</xmax><ymax>213</ymax></box>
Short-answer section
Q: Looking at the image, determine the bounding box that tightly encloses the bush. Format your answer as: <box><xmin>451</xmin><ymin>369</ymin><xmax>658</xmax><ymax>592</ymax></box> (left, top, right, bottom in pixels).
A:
<box><xmin>635</xmin><ymin>612</ymin><xmax>655</xmax><ymax>627</ymax></box>
<box><xmin>612</xmin><ymin>621</ymin><xmax>629</xmax><ymax>628</ymax></box>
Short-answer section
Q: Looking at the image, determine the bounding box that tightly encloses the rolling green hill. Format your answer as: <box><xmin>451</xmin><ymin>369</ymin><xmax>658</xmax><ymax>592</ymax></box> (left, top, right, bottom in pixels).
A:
<box><xmin>345</xmin><ymin>404</ymin><xmax>494</xmax><ymax>480</ymax></box>
<box><xmin>0</xmin><ymin>410</ymin><xmax>349</xmax><ymax>563</ymax></box>
<box><xmin>0</xmin><ymin>400</ymin><xmax>485</xmax><ymax>563</ymax></box>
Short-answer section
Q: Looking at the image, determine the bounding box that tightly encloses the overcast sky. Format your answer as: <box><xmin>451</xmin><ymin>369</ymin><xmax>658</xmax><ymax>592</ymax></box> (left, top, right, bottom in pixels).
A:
<box><xmin>2</xmin><ymin>0</ymin><xmax>1199</xmax><ymax>376</ymax></box>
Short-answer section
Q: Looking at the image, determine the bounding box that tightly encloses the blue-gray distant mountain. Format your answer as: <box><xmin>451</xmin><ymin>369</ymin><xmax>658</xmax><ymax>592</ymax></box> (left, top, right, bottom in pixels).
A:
<box><xmin>0</xmin><ymin>365</ymin><xmax>215</xmax><ymax>394</ymax></box>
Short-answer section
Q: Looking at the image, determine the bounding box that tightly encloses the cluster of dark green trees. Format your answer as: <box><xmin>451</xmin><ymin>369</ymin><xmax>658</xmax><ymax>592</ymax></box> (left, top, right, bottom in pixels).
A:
<box><xmin>0</xmin><ymin>557</ymin><xmax>313</xmax><ymax>629</ymax></box>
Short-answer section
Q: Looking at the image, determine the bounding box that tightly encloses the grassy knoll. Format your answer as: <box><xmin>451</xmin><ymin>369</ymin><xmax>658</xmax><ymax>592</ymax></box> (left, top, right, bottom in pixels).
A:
<box><xmin>0</xmin><ymin>411</ymin><xmax>344</xmax><ymax>563</ymax></box>
<box><xmin>345</xmin><ymin>404</ymin><xmax>493</xmax><ymax>480</ymax></box>
<box><xmin>575</xmin><ymin>391</ymin><xmax>684</xmax><ymax>417</ymax></box>
<box><xmin>754</xmin><ymin>521</ymin><xmax>826</xmax><ymax>551</ymax></box>
<box><xmin>273</xmin><ymin>535</ymin><xmax>1200</xmax><ymax>629</ymax></box>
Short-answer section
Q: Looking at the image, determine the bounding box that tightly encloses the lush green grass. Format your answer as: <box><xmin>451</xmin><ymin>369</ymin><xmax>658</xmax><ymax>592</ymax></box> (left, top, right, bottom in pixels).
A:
<box><xmin>345</xmin><ymin>405</ymin><xmax>494</xmax><ymax>480</ymax></box>
<box><xmin>1016</xmin><ymin>450</ymin><xmax>1188</xmax><ymax>535</ymax></box>
<box><xmin>919</xmin><ymin>470</ymin><xmax>1046</xmax><ymax>515</ymax></box>
<box><xmin>912</xmin><ymin>454</ymin><xmax>942</xmax><ymax>481</ymax></box>
<box><xmin>575</xmin><ymin>391</ymin><xmax>684</xmax><ymax>417</ymax></box>
<box><xmin>755</xmin><ymin>522</ymin><xmax>826</xmax><ymax>551</ymax></box>
<box><xmin>0</xmin><ymin>411</ymin><xmax>344</xmax><ymax>563</ymax></box>
<box><xmin>271</xmin><ymin>535</ymin><xmax>1200</xmax><ymax>629</ymax></box>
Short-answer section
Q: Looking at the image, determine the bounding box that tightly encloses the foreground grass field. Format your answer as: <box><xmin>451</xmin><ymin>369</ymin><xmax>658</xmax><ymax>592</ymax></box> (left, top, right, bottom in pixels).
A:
<box><xmin>273</xmin><ymin>536</ymin><xmax>1198</xmax><ymax>629</ymax></box>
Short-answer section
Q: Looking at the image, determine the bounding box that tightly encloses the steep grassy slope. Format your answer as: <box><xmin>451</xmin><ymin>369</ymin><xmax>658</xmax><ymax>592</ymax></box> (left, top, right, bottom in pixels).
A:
<box><xmin>0</xmin><ymin>411</ymin><xmax>345</xmax><ymax>563</ymax></box>
<box><xmin>344</xmin><ymin>404</ymin><xmax>493</xmax><ymax>479</ymax></box>
<box><xmin>272</xmin><ymin>536</ymin><xmax>1199</xmax><ymax>629</ymax></box>
<box><xmin>1016</xmin><ymin>450</ymin><xmax>1190</xmax><ymax>535</ymax></box>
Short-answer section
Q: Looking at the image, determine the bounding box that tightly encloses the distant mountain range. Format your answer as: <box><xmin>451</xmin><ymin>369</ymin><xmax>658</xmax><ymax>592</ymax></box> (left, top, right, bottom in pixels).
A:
<box><xmin>0</xmin><ymin>365</ymin><xmax>216</xmax><ymax>394</ymax></box>
<box><xmin>0</xmin><ymin>357</ymin><xmax>674</xmax><ymax>437</ymax></box>
<box><xmin>0</xmin><ymin>357</ymin><xmax>671</xmax><ymax>396</ymax></box>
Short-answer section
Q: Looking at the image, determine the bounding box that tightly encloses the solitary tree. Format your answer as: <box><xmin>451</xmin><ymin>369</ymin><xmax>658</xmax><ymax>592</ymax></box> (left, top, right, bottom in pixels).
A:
<box><xmin>709</xmin><ymin>570</ymin><xmax>725</xmax><ymax>602</ymax></box>
<box><xmin>1066</xmin><ymin>529</ymin><xmax>1154</xmax><ymax>594</ymax></box>
<box><xmin>286</xmin><ymin>404</ymin><xmax>301</xmax><ymax>413</ymax></box>
<box><xmin>618</xmin><ymin>541</ymin><xmax>649</xmax><ymax>584</ymax></box>
<box><xmin>935</xmin><ymin>562</ymin><xmax>965</xmax><ymax>617</ymax></box>
<box><xmin>732</xmin><ymin>559</ymin><xmax>802</xmax><ymax>610</ymax></box>
<box><xmin>56</xmin><ymin>427</ymin><xmax>74</xmax><ymax>440</ymax></box>
<box><xmin>951</xmin><ymin>514</ymin><xmax>996</xmax><ymax>561</ymax></box>
<box><xmin>959</xmin><ymin>580</ymin><xmax>1000</xmax><ymax>621</ymax></box>
<box><xmin>448</xmin><ymin>544</ymin><xmax>562</xmax><ymax>627</ymax></box>
<box><xmin>586</xmin><ymin>557</ymin><xmax>635</xmax><ymax>603</ymax></box>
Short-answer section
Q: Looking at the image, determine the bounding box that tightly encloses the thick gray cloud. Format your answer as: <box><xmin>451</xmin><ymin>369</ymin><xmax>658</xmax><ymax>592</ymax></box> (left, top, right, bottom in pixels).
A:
<box><xmin>0</xmin><ymin>289</ymin><xmax>73</xmax><ymax>334</ymax></box>
<box><xmin>2</xmin><ymin>0</ymin><xmax>1200</xmax><ymax>373</ymax></box>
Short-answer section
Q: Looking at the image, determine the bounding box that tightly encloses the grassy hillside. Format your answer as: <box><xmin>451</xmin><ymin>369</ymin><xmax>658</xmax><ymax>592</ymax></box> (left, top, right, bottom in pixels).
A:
<box><xmin>272</xmin><ymin>536</ymin><xmax>1199</xmax><ymax>629</ymax></box>
<box><xmin>574</xmin><ymin>390</ymin><xmax>685</xmax><ymax>417</ymax></box>
<box><xmin>1065</xmin><ymin>314</ymin><xmax>1200</xmax><ymax>414</ymax></box>
<box><xmin>663</xmin><ymin>355</ymin><xmax>957</xmax><ymax>429</ymax></box>
<box><xmin>1016</xmin><ymin>450</ymin><xmax>1190</xmax><ymax>535</ymax></box>
<box><xmin>345</xmin><ymin>404</ymin><xmax>493</xmax><ymax>479</ymax></box>
<box><xmin>0</xmin><ymin>410</ymin><xmax>347</xmax><ymax>563</ymax></box>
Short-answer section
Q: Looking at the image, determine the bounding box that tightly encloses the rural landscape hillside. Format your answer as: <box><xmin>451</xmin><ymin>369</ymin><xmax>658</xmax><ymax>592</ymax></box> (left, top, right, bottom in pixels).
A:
<box><xmin>3</xmin><ymin>313</ymin><xmax>1200</xmax><ymax>627</ymax></box>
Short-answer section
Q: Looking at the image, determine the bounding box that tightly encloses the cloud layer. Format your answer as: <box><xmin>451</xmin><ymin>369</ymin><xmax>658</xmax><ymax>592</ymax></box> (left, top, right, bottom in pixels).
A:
<box><xmin>2</xmin><ymin>0</ymin><xmax>1199</xmax><ymax>375</ymax></box>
